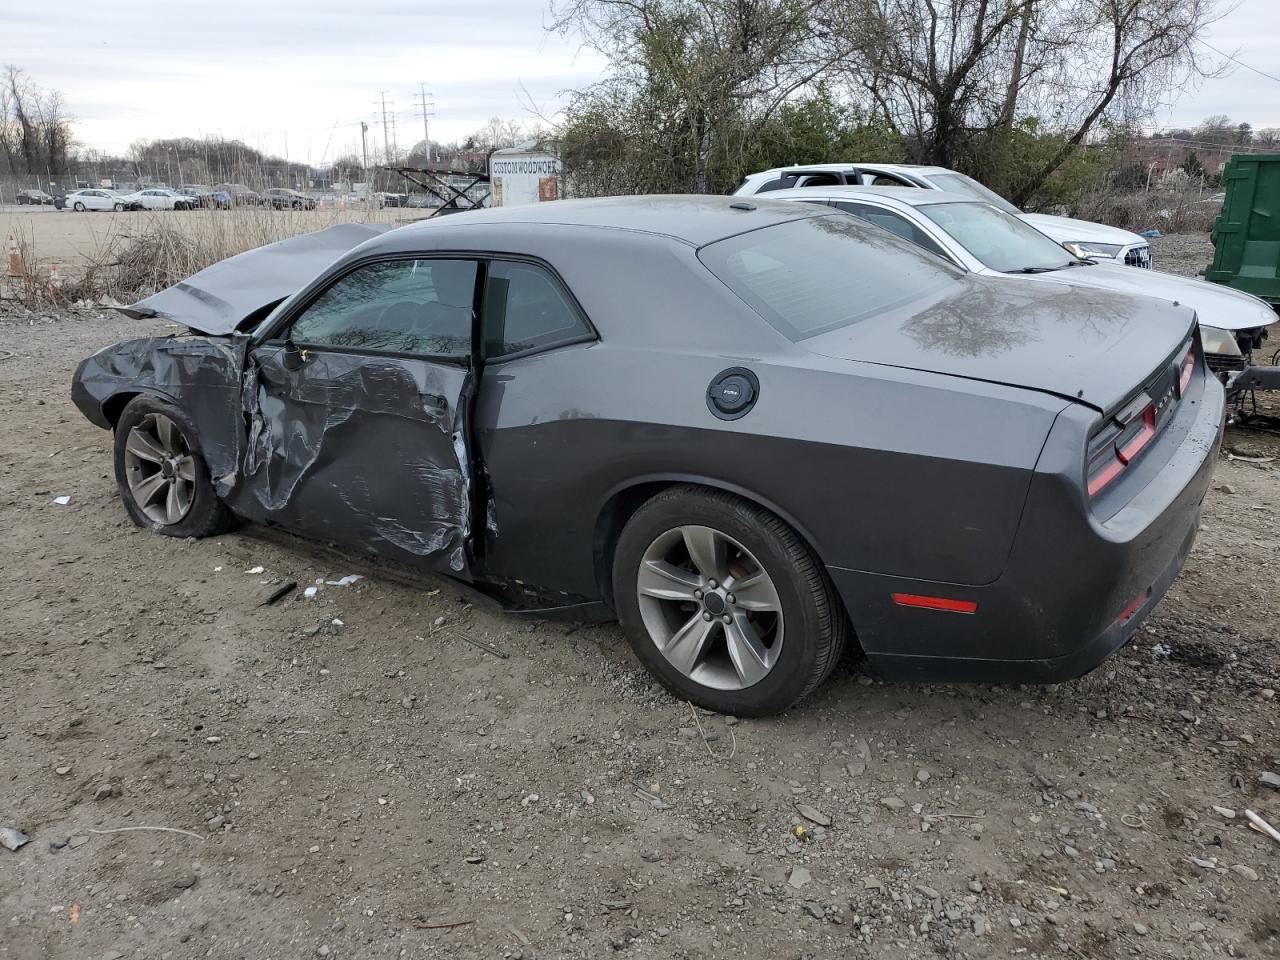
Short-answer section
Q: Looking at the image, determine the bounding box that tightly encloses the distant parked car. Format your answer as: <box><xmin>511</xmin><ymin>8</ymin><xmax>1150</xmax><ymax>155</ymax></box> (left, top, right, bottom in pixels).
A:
<box><xmin>263</xmin><ymin>188</ymin><xmax>317</xmax><ymax>210</ymax></box>
<box><xmin>176</xmin><ymin>184</ymin><xmax>214</xmax><ymax>207</ymax></box>
<box><xmin>735</xmin><ymin>163</ymin><xmax>1153</xmax><ymax>268</ymax></box>
<box><xmin>118</xmin><ymin>188</ymin><xmax>196</xmax><ymax>211</ymax></box>
<box><xmin>62</xmin><ymin>189</ymin><xmax>118</xmax><ymax>212</ymax></box>
<box><xmin>213</xmin><ymin>183</ymin><xmax>262</xmax><ymax>206</ymax></box>
<box><xmin>16</xmin><ymin>188</ymin><xmax>54</xmax><ymax>205</ymax></box>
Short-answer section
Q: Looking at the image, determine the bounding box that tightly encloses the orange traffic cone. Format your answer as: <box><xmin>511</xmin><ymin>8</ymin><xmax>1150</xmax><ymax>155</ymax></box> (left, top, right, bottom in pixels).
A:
<box><xmin>317</xmin><ymin>198</ymin><xmax>325</xmax><ymax>212</ymax></box>
<box><xmin>6</xmin><ymin>233</ymin><xmax>20</xmax><ymax>278</ymax></box>
<box><xmin>49</xmin><ymin>261</ymin><xmax>63</xmax><ymax>289</ymax></box>
<box><xmin>338</xmin><ymin>198</ymin><xmax>346</xmax><ymax>211</ymax></box>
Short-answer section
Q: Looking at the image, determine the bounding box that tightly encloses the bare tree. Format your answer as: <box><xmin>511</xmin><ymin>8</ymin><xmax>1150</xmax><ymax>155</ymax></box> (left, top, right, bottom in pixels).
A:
<box><xmin>552</xmin><ymin>0</ymin><xmax>850</xmax><ymax>192</ymax></box>
<box><xmin>835</xmin><ymin>0</ymin><xmax>1225</xmax><ymax>202</ymax></box>
<box><xmin>0</xmin><ymin>66</ymin><xmax>74</xmax><ymax>176</ymax></box>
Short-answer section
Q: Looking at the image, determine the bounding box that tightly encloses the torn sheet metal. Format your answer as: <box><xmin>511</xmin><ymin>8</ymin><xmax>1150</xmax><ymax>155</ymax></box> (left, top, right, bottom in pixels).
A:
<box><xmin>232</xmin><ymin>346</ymin><xmax>471</xmax><ymax>572</ymax></box>
<box><xmin>118</xmin><ymin>223</ymin><xmax>393</xmax><ymax>335</ymax></box>
<box><xmin>71</xmin><ymin>335</ymin><xmax>248</xmax><ymax>495</ymax></box>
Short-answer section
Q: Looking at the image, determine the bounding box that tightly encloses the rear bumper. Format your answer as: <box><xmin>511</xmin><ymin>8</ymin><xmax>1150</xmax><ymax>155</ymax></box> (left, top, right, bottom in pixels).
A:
<box><xmin>828</xmin><ymin>372</ymin><xmax>1224</xmax><ymax>683</ymax></box>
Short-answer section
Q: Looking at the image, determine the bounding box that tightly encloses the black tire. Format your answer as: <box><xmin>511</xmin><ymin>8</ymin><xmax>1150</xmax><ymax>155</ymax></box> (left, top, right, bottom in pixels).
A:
<box><xmin>612</xmin><ymin>485</ymin><xmax>848</xmax><ymax>716</ymax></box>
<box><xmin>73</xmin><ymin>202</ymin><xmax>85</xmax><ymax>212</ymax></box>
<box><xmin>112</xmin><ymin>395</ymin><xmax>235</xmax><ymax>539</ymax></box>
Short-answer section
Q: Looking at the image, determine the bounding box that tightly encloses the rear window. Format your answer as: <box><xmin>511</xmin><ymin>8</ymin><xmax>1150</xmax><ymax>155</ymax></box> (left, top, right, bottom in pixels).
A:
<box><xmin>698</xmin><ymin>215</ymin><xmax>962</xmax><ymax>340</ymax></box>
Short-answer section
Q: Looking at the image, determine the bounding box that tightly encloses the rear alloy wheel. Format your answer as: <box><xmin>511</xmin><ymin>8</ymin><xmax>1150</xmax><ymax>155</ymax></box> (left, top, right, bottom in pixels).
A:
<box><xmin>613</xmin><ymin>486</ymin><xmax>848</xmax><ymax>716</ymax></box>
<box><xmin>73</xmin><ymin>202</ymin><xmax>85</xmax><ymax>211</ymax></box>
<box><xmin>113</xmin><ymin>396</ymin><xmax>234</xmax><ymax>538</ymax></box>
<box><xmin>113</xmin><ymin>203</ymin><xmax>123</xmax><ymax>211</ymax></box>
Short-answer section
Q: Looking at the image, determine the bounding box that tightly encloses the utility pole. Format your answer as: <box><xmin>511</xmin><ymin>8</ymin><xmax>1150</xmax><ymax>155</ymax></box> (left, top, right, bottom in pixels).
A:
<box><xmin>360</xmin><ymin>121</ymin><xmax>371</xmax><ymax>213</ymax></box>
<box><xmin>376</xmin><ymin>92</ymin><xmax>392</xmax><ymax>165</ymax></box>
<box><xmin>413</xmin><ymin>83</ymin><xmax>435</xmax><ymax>164</ymax></box>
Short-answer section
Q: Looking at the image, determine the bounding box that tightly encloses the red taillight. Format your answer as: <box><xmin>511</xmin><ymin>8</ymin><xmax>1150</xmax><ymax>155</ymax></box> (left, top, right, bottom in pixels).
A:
<box><xmin>1116</xmin><ymin>406</ymin><xmax>1156</xmax><ymax>464</ymax></box>
<box><xmin>892</xmin><ymin>593</ymin><xmax>977</xmax><ymax>614</ymax></box>
<box><xmin>1087</xmin><ymin>456</ymin><xmax>1125</xmax><ymax>497</ymax></box>
<box><xmin>1087</xmin><ymin>402</ymin><xmax>1155</xmax><ymax>498</ymax></box>
<box><xmin>1178</xmin><ymin>350</ymin><xmax>1195</xmax><ymax>395</ymax></box>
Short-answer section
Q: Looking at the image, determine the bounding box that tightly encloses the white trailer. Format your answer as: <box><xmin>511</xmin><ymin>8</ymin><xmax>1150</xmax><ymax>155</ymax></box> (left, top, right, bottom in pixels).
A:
<box><xmin>488</xmin><ymin>142</ymin><xmax>560</xmax><ymax>208</ymax></box>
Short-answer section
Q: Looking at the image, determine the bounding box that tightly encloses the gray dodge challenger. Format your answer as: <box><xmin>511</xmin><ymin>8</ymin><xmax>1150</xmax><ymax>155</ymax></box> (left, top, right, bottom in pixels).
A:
<box><xmin>72</xmin><ymin>196</ymin><xmax>1224</xmax><ymax>716</ymax></box>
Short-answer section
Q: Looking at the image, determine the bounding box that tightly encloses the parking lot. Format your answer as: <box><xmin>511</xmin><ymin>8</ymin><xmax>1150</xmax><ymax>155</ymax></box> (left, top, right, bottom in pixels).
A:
<box><xmin>0</xmin><ymin>204</ymin><xmax>406</xmax><ymax>277</ymax></box>
<box><xmin>1</xmin><ymin>231</ymin><xmax>1277</xmax><ymax>960</ymax></box>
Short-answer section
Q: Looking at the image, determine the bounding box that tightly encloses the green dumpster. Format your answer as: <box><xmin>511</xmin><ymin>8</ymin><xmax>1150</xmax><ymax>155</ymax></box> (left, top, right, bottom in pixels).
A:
<box><xmin>1207</xmin><ymin>153</ymin><xmax>1280</xmax><ymax>305</ymax></box>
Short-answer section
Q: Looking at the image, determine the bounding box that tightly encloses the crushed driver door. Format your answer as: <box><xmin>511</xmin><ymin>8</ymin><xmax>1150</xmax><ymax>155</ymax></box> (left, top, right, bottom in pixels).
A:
<box><xmin>229</xmin><ymin>256</ymin><xmax>479</xmax><ymax>576</ymax></box>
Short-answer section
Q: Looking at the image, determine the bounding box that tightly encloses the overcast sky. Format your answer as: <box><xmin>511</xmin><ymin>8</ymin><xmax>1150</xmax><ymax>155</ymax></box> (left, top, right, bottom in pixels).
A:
<box><xmin>5</xmin><ymin>0</ymin><xmax>1279</xmax><ymax>166</ymax></box>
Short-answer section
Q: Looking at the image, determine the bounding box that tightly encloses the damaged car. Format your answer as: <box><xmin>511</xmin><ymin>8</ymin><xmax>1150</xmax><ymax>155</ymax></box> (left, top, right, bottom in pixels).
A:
<box><xmin>72</xmin><ymin>197</ymin><xmax>1223</xmax><ymax>716</ymax></box>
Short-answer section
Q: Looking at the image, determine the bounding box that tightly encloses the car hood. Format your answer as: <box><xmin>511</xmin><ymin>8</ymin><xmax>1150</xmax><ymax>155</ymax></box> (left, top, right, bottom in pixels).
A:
<box><xmin>118</xmin><ymin>223</ymin><xmax>392</xmax><ymax>335</ymax></box>
<box><xmin>1017</xmin><ymin>212</ymin><xmax>1143</xmax><ymax>247</ymax></box>
<box><xmin>1028</xmin><ymin>262</ymin><xmax>1278</xmax><ymax>333</ymax></box>
<box><xmin>802</xmin><ymin>274</ymin><xmax>1195</xmax><ymax>413</ymax></box>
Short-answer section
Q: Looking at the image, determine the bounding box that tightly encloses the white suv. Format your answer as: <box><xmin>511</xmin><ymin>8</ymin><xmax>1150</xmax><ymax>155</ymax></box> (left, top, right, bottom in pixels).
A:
<box><xmin>734</xmin><ymin>163</ymin><xmax>1152</xmax><ymax>268</ymax></box>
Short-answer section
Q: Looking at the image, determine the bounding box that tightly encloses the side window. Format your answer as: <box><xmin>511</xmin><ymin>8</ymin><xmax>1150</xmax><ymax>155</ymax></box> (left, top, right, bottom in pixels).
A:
<box><xmin>832</xmin><ymin>202</ymin><xmax>949</xmax><ymax>260</ymax></box>
<box><xmin>797</xmin><ymin>173</ymin><xmax>841</xmax><ymax>188</ymax></box>
<box><xmin>871</xmin><ymin>174</ymin><xmax>915</xmax><ymax>187</ymax></box>
<box><xmin>482</xmin><ymin>261</ymin><xmax>592</xmax><ymax>359</ymax></box>
<box><xmin>290</xmin><ymin>258</ymin><xmax>477</xmax><ymax>357</ymax></box>
<box><xmin>756</xmin><ymin>175</ymin><xmax>799</xmax><ymax>193</ymax></box>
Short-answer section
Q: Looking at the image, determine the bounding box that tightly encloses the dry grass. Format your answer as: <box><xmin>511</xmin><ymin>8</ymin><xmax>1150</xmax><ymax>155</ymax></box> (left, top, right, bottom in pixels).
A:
<box><xmin>1071</xmin><ymin>188</ymin><xmax>1220</xmax><ymax>235</ymax></box>
<box><xmin>3</xmin><ymin>205</ymin><xmax>387</xmax><ymax>309</ymax></box>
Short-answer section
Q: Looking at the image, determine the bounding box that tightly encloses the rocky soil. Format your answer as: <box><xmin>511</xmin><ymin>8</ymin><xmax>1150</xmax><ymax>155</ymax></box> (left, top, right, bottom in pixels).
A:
<box><xmin>1</xmin><ymin>233</ymin><xmax>1277</xmax><ymax>959</ymax></box>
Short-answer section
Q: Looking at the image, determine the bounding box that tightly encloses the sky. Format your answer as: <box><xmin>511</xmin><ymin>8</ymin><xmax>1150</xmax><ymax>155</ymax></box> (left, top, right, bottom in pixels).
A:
<box><xmin>4</xmin><ymin>0</ymin><xmax>1279</xmax><ymax>167</ymax></box>
<box><xmin>5</xmin><ymin>0</ymin><xmax>610</xmax><ymax>165</ymax></box>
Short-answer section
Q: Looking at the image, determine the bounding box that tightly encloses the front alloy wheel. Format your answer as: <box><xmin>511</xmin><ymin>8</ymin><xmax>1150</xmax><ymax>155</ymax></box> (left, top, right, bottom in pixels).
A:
<box><xmin>123</xmin><ymin>412</ymin><xmax>196</xmax><ymax>525</ymax></box>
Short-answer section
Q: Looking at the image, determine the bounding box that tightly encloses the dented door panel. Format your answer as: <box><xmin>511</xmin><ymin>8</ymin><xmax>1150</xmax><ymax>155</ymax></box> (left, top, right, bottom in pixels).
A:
<box><xmin>230</xmin><ymin>345</ymin><xmax>472</xmax><ymax>574</ymax></box>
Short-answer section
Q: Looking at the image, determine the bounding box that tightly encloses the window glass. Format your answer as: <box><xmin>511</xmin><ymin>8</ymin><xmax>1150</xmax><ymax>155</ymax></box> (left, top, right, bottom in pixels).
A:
<box><xmin>921</xmin><ymin>172</ymin><xmax>1023</xmax><ymax>216</ymax></box>
<box><xmin>870</xmin><ymin>175</ymin><xmax>911</xmax><ymax>187</ymax></box>
<box><xmin>482</xmin><ymin>261</ymin><xmax>591</xmax><ymax>358</ymax></box>
<box><xmin>916</xmin><ymin>201</ymin><xmax>1074</xmax><ymax>273</ymax></box>
<box><xmin>290</xmin><ymin>259</ymin><xmax>476</xmax><ymax>357</ymax></box>
<box><xmin>756</xmin><ymin>176</ymin><xmax>797</xmax><ymax>193</ymax></box>
<box><xmin>699</xmin><ymin>215</ymin><xmax>961</xmax><ymax>341</ymax></box>
<box><xmin>831</xmin><ymin>201</ymin><xmax>949</xmax><ymax>259</ymax></box>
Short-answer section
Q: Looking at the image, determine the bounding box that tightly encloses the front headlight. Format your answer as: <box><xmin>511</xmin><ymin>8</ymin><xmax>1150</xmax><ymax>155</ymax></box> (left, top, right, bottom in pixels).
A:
<box><xmin>1199</xmin><ymin>326</ymin><xmax>1243</xmax><ymax>358</ymax></box>
<box><xmin>1062</xmin><ymin>241</ymin><xmax>1124</xmax><ymax>259</ymax></box>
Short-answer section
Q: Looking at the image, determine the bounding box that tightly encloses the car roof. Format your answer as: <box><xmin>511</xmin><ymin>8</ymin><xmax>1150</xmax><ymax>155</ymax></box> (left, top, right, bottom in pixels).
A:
<box><xmin>751</xmin><ymin>162</ymin><xmax>953</xmax><ymax>177</ymax></box>
<box><xmin>777</xmin><ymin>185</ymin><xmax>981</xmax><ymax>208</ymax></box>
<box><xmin>379</xmin><ymin>195</ymin><xmax>825</xmax><ymax>249</ymax></box>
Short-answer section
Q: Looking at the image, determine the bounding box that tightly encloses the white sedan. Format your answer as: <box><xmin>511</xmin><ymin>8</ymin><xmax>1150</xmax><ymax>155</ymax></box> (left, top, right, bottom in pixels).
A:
<box><xmin>735</xmin><ymin>163</ymin><xmax>1153</xmax><ymax>268</ymax></box>
<box><xmin>117</xmin><ymin>188</ymin><xmax>195</xmax><ymax>211</ymax></box>
<box><xmin>62</xmin><ymin>189</ymin><xmax>118</xmax><ymax>212</ymax></box>
<box><xmin>769</xmin><ymin>185</ymin><xmax>1276</xmax><ymax>373</ymax></box>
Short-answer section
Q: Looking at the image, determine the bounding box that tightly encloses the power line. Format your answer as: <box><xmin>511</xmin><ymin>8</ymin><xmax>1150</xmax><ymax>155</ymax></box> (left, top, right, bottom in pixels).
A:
<box><xmin>1198</xmin><ymin>38</ymin><xmax>1280</xmax><ymax>85</ymax></box>
<box><xmin>413</xmin><ymin>82</ymin><xmax>435</xmax><ymax>163</ymax></box>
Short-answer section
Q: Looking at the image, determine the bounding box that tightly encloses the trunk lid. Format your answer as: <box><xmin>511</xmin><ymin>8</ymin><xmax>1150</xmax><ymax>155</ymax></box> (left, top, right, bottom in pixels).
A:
<box><xmin>118</xmin><ymin>223</ymin><xmax>392</xmax><ymax>336</ymax></box>
<box><xmin>802</xmin><ymin>273</ymin><xmax>1196</xmax><ymax>413</ymax></box>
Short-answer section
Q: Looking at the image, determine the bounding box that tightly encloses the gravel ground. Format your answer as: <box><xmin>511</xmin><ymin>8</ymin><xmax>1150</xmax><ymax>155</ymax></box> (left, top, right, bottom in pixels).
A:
<box><xmin>1</xmin><ymin>234</ymin><xmax>1277</xmax><ymax>960</ymax></box>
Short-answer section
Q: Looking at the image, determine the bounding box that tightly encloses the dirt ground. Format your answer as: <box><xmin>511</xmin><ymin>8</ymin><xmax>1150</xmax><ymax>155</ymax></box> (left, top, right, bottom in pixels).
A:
<box><xmin>1</xmin><ymin>234</ymin><xmax>1277</xmax><ymax>960</ymax></box>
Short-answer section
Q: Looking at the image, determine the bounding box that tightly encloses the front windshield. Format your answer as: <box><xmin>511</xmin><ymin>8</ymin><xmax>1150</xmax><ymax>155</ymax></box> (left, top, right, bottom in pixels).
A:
<box><xmin>921</xmin><ymin>172</ymin><xmax>1023</xmax><ymax>216</ymax></box>
<box><xmin>917</xmin><ymin>201</ymin><xmax>1075</xmax><ymax>273</ymax></box>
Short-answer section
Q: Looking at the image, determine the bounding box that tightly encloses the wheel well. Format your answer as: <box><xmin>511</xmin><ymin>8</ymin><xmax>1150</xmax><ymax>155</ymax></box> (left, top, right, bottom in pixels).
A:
<box><xmin>593</xmin><ymin>481</ymin><xmax>674</xmax><ymax>606</ymax></box>
<box><xmin>101</xmin><ymin>391</ymin><xmax>140</xmax><ymax>429</ymax></box>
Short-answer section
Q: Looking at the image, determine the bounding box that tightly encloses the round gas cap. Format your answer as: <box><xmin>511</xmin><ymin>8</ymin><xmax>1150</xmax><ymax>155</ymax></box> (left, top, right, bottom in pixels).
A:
<box><xmin>706</xmin><ymin>368</ymin><xmax>760</xmax><ymax>420</ymax></box>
